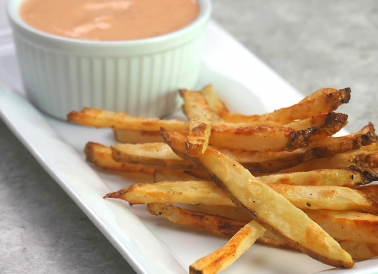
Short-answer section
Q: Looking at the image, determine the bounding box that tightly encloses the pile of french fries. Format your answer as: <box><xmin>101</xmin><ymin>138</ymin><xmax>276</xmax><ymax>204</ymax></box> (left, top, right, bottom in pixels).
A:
<box><xmin>68</xmin><ymin>85</ymin><xmax>378</xmax><ymax>273</ymax></box>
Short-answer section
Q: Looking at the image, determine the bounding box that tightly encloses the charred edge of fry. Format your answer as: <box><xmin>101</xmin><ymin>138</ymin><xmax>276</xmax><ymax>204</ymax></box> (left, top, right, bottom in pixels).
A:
<box><xmin>353</xmin><ymin>151</ymin><xmax>378</xmax><ymax>168</ymax></box>
<box><xmin>246</xmin><ymin>129</ymin><xmax>376</xmax><ymax>173</ymax></box>
<box><xmin>285</xmin><ymin>127</ymin><xmax>317</xmax><ymax>151</ymax></box>
<box><xmin>348</xmin><ymin>166</ymin><xmax>378</xmax><ymax>185</ymax></box>
<box><xmin>339</xmin><ymin>87</ymin><xmax>351</xmax><ymax>105</ymax></box>
<box><xmin>322</xmin><ymin>112</ymin><xmax>348</xmax><ymax>129</ymax></box>
<box><xmin>103</xmin><ymin>187</ymin><xmax>129</xmax><ymax>199</ymax></box>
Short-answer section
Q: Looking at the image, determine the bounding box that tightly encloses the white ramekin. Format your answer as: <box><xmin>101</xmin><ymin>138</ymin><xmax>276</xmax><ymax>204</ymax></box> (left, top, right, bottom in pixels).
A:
<box><xmin>7</xmin><ymin>0</ymin><xmax>211</xmax><ymax>120</ymax></box>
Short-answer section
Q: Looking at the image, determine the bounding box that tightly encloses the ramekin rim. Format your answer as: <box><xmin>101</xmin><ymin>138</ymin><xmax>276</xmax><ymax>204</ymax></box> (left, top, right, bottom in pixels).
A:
<box><xmin>7</xmin><ymin>0</ymin><xmax>212</xmax><ymax>46</ymax></box>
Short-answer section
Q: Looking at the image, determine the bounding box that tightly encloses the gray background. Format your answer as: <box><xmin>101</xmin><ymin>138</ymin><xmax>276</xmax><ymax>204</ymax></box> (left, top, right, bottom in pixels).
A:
<box><xmin>1</xmin><ymin>1</ymin><xmax>378</xmax><ymax>273</ymax></box>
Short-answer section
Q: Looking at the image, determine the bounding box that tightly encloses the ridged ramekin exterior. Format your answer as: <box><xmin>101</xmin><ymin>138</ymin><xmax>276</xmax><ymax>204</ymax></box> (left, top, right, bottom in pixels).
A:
<box><xmin>7</xmin><ymin>0</ymin><xmax>211</xmax><ymax>119</ymax></box>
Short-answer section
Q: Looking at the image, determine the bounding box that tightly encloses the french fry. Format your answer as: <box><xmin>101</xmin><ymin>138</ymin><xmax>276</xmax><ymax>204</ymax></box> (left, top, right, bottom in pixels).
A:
<box><xmin>105</xmin><ymin>179</ymin><xmax>378</xmax><ymax>213</ymax></box>
<box><xmin>227</xmin><ymin>123</ymin><xmax>376</xmax><ymax>172</ymax></box>
<box><xmin>73</xmin><ymin>85</ymin><xmax>378</xmax><ymax>270</ymax></box>
<box><xmin>161</xmin><ymin>129</ymin><xmax>354</xmax><ymax>268</ymax></box>
<box><xmin>269</xmin><ymin>184</ymin><xmax>378</xmax><ymax>214</ymax></box>
<box><xmin>113</xmin><ymin>123</ymin><xmax>376</xmax><ymax>172</ymax></box>
<box><xmin>282</xmin><ymin>148</ymin><xmax>378</xmax><ymax>172</ymax></box>
<box><xmin>105</xmin><ymin>180</ymin><xmax>234</xmax><ymax>206</ymax></box>
<box><xmin>148</xmin><ymin>203</ymin><xmax>378</xmax><ymax>261</ymax></box>
<box><xmin>200</xmin><ymin>84</ymin><xmax>230</xmax><ymax>120</ymax></box>
<box><xmin>285</xmin><ymin>112</ymin><xmax>348</xmax><ymax>140</ymax></box>
<box><xmin>305</xmin><ymin>210</ymin><xmax>378</xmax><ymax>244</ymax></box>
<box><xmin>189</xmin><ymin>220</ymin><xmax>265</xmax><ymax>274</ymax></box>
<box><xmin>113</xmin><ymin>128</ymin><xmax>164</xmax><ymax>144</ymax></box>
<box><xmin>219</xmin><ymin>87</ymin><xmax>351</xmax><ymax>124</ymax></box>
<box><xmin>258</xmin><ymin>166</ymin><xmax>378</xmax><ymax>187</ymax></box>
<box><xmin>209</xmin><ymin>125</ymin><xmax>317</xmax><ymax>151</ymax></box>
<box><xmin>84</xmin><ymin>142</ymin><xmax>155</xmax><ymax>174</ymax></box>
<box><xmin>147</xmin><ymin>203</ymin><xmax>246</xmax><ymax>237</ymax></box>
<box><xmin>180</xmin><ymin>89</ymin><xmax>212</xmax><ymax>156</ymax></box>
<box><xmin>67</xmin><ymin>107</ymin><xmax>189</xmax><ymax>131</ymax></box>
<box><xmin>111</xmin><ymin>143</ymin><xmax>194</xmax><ymax>170</ymax></box>
<box><xmin>337</xmin><ymin>240</ymin><xmax>378</xmax><ymax>260</ymax></box>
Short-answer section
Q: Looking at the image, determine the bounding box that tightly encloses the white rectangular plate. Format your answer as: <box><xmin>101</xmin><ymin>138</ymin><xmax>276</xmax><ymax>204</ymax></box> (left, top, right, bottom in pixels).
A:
<box><xmin>1</xmin><ymin>21</ymin><xmax>377</xmax><ymax>274</ymax></box>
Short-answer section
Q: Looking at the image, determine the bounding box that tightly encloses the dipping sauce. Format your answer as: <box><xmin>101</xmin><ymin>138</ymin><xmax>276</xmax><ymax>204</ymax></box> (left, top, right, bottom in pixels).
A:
<box><xmin>20</xmin><ymin>0</ymin><xmax>200</xmax><ymax>41</ymax></box>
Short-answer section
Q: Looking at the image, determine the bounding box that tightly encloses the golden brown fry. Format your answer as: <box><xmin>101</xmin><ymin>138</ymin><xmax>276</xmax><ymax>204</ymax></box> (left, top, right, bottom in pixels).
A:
<box><xmin>112</xmin><ymin>123</ymin><xmax>376</xmax><ymax>173</ymax></box>
<box><xmin>223</xmin><ymin>123</ymin><xmax>376</xmax><ymax>172</ymax></box>
<box><xmin>147</xmin><ymin>203</ymin><xmax>246</xmax><ymax>237</ymax></box>
<box><xmin>111</xmin><ymin>143</ymin><xmax>194</xmax><ymax>170</ymax></box>
<box><xmin>180</xmin><ymin>89</ymin><xmax>212</xmax><ymax>156</ymax></box>
<box><xmin>113</xmin><ymin>125</ymin><xmax>320</xmax><ymax>152</ymax></box>
<box><xmin>200</xmin><ymin>84</ymin><xmax>230</xmax><ymax>120</ymax></box>
<box><xmin>110</xmin><ymin>139</ymin><xmax>378</xmax><ymax>184</ymax></box>
<box><xmin>282</xmin><ymin>148</ymin><xmax>378</xmax><ymax>173</ymax></box>
<box><xmin>161</xmin><ymin>129</ymin><xmax>354</xmax><ymax>268</ymax></box>
<box><xmin>154</xmin><ymin>204</ymin><xmax>378</xmax><ymax>260</ymax></box>
<box><xmin>210</xmin><ymin>126</ymin><xmax>317</xmax><ymax>152</ymax></box>
<box><xmin>189</xmin><ymin>220</ymin><xmax>265</xmax><ymax>274</ymax></box>
<box><xmin>269</xmin><ymin>184</ymin><xmax>378</xmax><ymax>214</ymax></box>
<box><xmin>84</xmin><ymin>142</ymin><xmax>155</xmax><ymax>174</ymax></box>
<box><xmin>337</xmin><ymin>240</ymin><xmax>378</xmax><ymax>260</ymax></box>
<box><xmin>219</xmin><ymin>87</ymin><xmax>351</xmax><ymax>124</ymax></box>
<box><xmin>67</xmin><ymin>107</ymin><xmax>189</xmax><ymax>131</ymax></box>
<box><xmin>284</xmin><ymin>112</ymin><xmax>348</xmax><ymax>140</ymax></box>
<box><xmin>105</xmin><ymin>179</ymin><xmax>378</xmax><ymax>213</ymax></box>
<box><xmin>113</xmin><ymin>128</ymin><xmax>165</xmax><ymax>144</ymax></box>
<box><xmin>305</xmin><ymin>210</ymin><xmax>378</xmax><ymax>244</ymax></box>
<box><xmin>104</xmin><ymin>180</ymin><xmax>234</xmax><ymax>207</ymax></box>
<box><xmin>258</xmin><ymin>167</ymin><xmax>378</xmax><ymax>187</ymax></box>
<box><xmin>279</xmin><ymin>123</ymin><xmax>377</xmax><ymax>173</ymax></box>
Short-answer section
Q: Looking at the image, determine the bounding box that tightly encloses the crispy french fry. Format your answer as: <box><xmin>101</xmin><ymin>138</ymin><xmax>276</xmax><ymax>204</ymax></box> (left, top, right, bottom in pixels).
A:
<box><xmin>151</xmin><ymin>203</ymin><xmax>378</xmax><ymax>260</ymax></box>
<box><xmin>67</xmin><ymin>107</ymin><xmax>189</xmax><ymax>131</ymax></box>
<box><xmin>147</xmin><ymin>203</ymin><xmax>246</xmax><ymax>237</ymax></box>
<box><xmin>161</xmin><ymin>128</ymin><xmax>354</xmax><ymax>268</ymax></box>
<box><xmin>189</xmin><ymin>220</ymin><xmax>265</xmax><ymax>274</ymax></box>
<box><xmin>305</xmin><ymin>210</ymin><xmax>378</xmax><ymax>244</ymax></box>
<box><xmin>226</xmin><ymin>123</ymin><xmax>376</xmax><ymax>172</ymax></box>
<box><xmin>269</xmin><ymin>184</ymin><xmax>378</xmax><ymax>214</ymax></box>
<box><xmin>282</xmin><ymin>148</ymin><xmax>378</xmax><ymax>172</ymax></box>
<box><xmin>200</xmin><ymin>84</ymin><xmax>230</xmax><ymax>120</ymax></box>
<box><xmin>105</xmin><ymin>179</ymin><xmax>378</xmax><ymax>213</ymax></box>
<box><xmin>180</xmin><ymin>89</ymin><xmax>212</xmax><ymax>156</ymax></box>
<box><xmin>113</xmin><ymin>128</ymin><xmax>165</xmax><ymax>144</ymax></box>
<box><xmin>284</xmin><ymin>112</ymin><xmax>348</xmax><ymax>140</ymax></box>
<box><xmin>219</xmin><ymin>87</ymin><xmax>351</xmax><ymax>124</ymax></box>
<box><xmin>111</xmin><ymin>143</ymin><xmax>194</xmax><ymax>170</ymax></box>
<box><xmin>258</xmin><ymin>167</ymin><xmax>378</xmax><ymax>187</ymax></box>
<box><xmin>105</xmin><ymin>180</ymin><xmax>233</xmax><ymax>206</ymax></box>
<box><xmin>210</xmin><ymin>125</ymin><xmax>317</xmax><ymax>152</ymax></box>
<box><xmin>111</xmin><ymin>124</ymin><xmax>376</xmax><ymax>172</ymax></box>
<box><xmin>337</xmin><ymin>240</ymin><xmax>378</xmax><ymax>260</ymax></box>
<box><xmin>84</xmin><ymin>142</ymin><xmax>155</xmax><ymax>174</ymax></box>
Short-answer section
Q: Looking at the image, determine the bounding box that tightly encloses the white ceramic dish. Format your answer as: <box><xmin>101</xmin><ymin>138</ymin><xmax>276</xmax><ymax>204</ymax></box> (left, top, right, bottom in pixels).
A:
<box><xmin>1</xmin><ymin>20</ymin><xmax>377</xmax><ymax>274</ymax></box>
<box><xmin>7</xmin><ymin>0</ymin><xmax>211</xmax><ymax>120</ymax></box>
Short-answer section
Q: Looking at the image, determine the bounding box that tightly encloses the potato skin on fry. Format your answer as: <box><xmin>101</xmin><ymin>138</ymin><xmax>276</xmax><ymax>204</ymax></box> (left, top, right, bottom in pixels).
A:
<box><xmin>219</xmin><ymin>88</ymin><xmax>351</xmax><ymax>124</ymax></box>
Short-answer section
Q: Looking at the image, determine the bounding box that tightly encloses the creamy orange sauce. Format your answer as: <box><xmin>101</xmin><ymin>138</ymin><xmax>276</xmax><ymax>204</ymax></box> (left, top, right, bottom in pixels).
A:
<box><xmin>20</xmin><ymin>0</ymin><xmax>199</xmax><ymax>41</ymax></box>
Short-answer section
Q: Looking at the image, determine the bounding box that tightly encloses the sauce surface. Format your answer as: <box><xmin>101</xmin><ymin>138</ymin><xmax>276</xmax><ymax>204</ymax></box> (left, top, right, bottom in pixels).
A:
<box><xmin>20</xmin><ymin>0</ymin><xmax>199</xmax><ymax>41</ymax></box>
